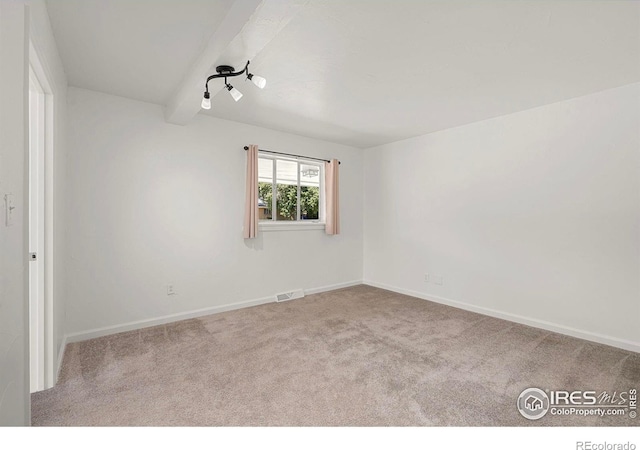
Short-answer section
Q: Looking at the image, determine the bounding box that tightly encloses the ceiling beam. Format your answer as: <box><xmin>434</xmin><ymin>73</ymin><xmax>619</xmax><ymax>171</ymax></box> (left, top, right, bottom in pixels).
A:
<box><xmin>164</xmin><ymin>0</ymin><xmax>309</xmax><ymax>125</ymax></box>
<box><xmin>164</xmin><ymin>0</ymin><xmax>262</xmax><ymax>124</ymax></box>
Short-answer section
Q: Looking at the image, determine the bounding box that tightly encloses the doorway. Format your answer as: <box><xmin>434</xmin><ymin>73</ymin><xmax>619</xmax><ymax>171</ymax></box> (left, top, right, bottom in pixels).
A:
<box><xmin>28</xmin><ymin>44</ymin><xmax>55</xmax><ymax>393</ymax></box>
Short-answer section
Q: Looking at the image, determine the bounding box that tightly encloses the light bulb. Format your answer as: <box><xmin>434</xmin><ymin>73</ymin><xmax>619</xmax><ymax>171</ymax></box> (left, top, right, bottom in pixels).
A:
<box><xmin>227</xmin><ymin>84</ymin><xmax>243</xmax><ymax>102</ymax></box>
<box><xmin>250</xmin><ymin>75</ymin><xmax>266</xmax><ymax>89</ymax></box>
<box><xmin>201</xmin><ymin>91</ymin><xmax>211</xmax><ymax>109</ymax></box>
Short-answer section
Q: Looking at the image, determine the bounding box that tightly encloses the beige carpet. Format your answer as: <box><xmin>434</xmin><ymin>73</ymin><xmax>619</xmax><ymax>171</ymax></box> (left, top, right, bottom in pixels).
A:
<box><xmin>32</xmin><ymin>285</ymin><xmax>639</xmax><ymax>426</ymax></box>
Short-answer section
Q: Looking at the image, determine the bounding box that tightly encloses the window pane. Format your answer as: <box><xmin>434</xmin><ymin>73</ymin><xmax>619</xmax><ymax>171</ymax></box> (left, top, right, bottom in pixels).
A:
<box><xmin>258</xmin><ymin>158</ymin><xmax>273</xmax><ymax>221</ymax></box>
<box><xmin>300</xmin><ymin>163</ymin><xmax>320</xmax><ymax>220</ymax></box>
<box><xmin>276</xmin><ymin>159</ymin><xmax>298</xmax><ymax>221</ymax></box>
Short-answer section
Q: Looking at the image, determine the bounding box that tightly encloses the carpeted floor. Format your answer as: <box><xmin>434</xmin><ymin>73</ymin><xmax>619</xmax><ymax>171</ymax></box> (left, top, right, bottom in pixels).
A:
<box><xmin>32</xmin><ymin>285</ymin><xmax>639</xmax><ymax>426</ymax></box>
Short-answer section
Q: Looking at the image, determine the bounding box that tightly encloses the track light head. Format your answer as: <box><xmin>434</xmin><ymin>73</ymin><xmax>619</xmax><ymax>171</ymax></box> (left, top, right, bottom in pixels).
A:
<box><xmin>226</xmin><ymin>83</ymin><xmax>243</xmax><ymax>102</ymax></box>
<box><xmin>201</xmin><ymin>91</ymin><xmax>211</xmax><ymax>110</ymax></box>
<box><xmin>247</xmin><ymin>73</ymin><xmax>267</xmax><ymax>89</ymax></box>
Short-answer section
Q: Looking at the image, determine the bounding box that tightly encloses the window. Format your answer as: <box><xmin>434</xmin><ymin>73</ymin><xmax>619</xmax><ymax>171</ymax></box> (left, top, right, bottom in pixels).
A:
<box><xmin>258</xmin><ymin>153</ymin><xmax>324</xmax><ymax>226</ymax></box>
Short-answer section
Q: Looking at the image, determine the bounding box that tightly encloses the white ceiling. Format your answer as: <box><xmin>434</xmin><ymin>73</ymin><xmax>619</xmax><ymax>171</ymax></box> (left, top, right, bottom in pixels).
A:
<box><xmin>46</xmin><ymin>0</ymin><xmax>234</xmax><ymax>104</ymax></box>
<box><xmin>47</xmin><ymin>0</ymin><xmax>640</xmax><ymax>148</ymax></box>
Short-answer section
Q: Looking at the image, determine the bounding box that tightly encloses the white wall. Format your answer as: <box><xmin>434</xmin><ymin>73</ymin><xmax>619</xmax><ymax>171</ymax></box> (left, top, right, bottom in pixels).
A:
<box><xmin>0</xmin><ymin>1</ymin><xmax>30</xmax><ymax>426</ymax></box>
<box><xmin>64</xmin><ymin>87</ymin><xmax>363</xmax><ymax>337</ymax></box>
<box><xmin>364</xmin><ymin>83</ymin><xmax>640</xmax><ymax>350</ymax></box>
<box><xmin>27</xmin><ymin>0</ymin><xmax>69</xmax><ymax>385</ymax></box>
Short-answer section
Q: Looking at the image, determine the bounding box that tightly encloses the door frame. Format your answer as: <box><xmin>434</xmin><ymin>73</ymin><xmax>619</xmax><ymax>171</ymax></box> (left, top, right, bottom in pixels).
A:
<box><xmin>28</xmin><ymin>41</ymin><xmax>55</xmax><ymax>391</ymax></box>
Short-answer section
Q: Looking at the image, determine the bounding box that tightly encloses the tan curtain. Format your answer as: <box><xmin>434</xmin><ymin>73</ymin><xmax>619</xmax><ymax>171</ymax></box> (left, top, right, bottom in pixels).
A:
<box><xmin>243</xmin><ymin>144</ymin><xmax>259</xmax><ymax>239</ymax></box>
<box><xmin>324</xmin><ymin>159</ymin><xmax>340</xmax><ymax>235</ymax></box>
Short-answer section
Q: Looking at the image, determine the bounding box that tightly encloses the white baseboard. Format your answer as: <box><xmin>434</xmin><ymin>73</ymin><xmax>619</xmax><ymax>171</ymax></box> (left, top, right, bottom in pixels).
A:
<box><xmin>363</xmin><ymin>280</ymin><xmax>640</xmax><ymax>354</ymax></box>
<box><xmin>64</xmin><ymin>295</ymin><xmax>273</xmax><ymax>344</ymax></box>
<box><xmin>55</xmin><ymin>335</ymin><xmax>67</xmax><ymax>384</ymax></box>
<box><xmin>63</xmin><ymin>280</ymin><xmax>363</xmax><ymax>345</ymax></box>
<box><xmin>305</xmin><ymin>279</ymin><xmax>362</xmax><ymax>295</ymax></box>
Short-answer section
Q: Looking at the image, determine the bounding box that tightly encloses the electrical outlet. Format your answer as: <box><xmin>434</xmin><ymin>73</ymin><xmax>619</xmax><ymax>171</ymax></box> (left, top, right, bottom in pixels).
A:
<box><xmin>424</xmin><ymin>273</ymin><xmax>430</xmax><ymax>283</ymax></box>
<box><xmin>434</xmin><ymin>275</ymin><xmax>444</xmax><ymax>286</ymax></box>
<box><xmin>167</xmin><ymin>284</ymin><xmax>176</xmax><ymax>295</ymax></box>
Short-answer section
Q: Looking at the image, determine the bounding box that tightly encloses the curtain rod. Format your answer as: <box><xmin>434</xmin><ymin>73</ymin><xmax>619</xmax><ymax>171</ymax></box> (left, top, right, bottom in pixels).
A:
<box><xmin>243</xmin><ymin>146</ymin><xmax>341</xmax><ymax>164</ymax></box>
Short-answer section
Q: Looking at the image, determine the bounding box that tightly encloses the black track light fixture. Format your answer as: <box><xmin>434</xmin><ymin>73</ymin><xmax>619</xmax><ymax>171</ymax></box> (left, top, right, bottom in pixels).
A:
<box><xmin>201</xmin><ymin>60</ymin><xmax>266</xmax><ymax>109</ymax></box>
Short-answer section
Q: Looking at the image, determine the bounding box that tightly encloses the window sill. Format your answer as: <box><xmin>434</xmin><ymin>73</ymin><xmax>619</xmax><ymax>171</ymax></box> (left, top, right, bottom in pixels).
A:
<box><xmin>259</xmin><ymin>221</ymin><xmax>325</xmax><ymax>232</ymax></box>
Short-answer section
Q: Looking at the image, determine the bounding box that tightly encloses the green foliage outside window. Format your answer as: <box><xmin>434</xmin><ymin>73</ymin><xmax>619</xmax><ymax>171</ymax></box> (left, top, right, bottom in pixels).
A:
<box><xmin>259</xmin><ymin>182</ymin><xmax>319</xmax><ymax>220</ymax></box>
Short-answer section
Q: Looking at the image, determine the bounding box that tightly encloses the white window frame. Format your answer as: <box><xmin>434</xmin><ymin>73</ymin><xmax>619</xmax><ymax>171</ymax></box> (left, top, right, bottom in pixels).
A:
<box><xmin>258</xmin><ymin>152</ymin><xmax>325</xmax><ymax>232</ymax></box>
